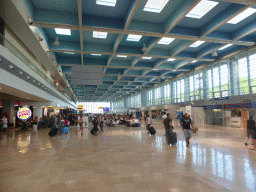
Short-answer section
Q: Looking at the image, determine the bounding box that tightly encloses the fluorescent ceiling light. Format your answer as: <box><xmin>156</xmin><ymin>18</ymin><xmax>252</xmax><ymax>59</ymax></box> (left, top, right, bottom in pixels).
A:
<box><xmin>117</xmin><ymin>55</ymin><xmax>127</xmax><ymax>58</ymax></box>
<box><xmin>142</xmin><ymin>57</ymin><xmax>152</xmax><ymax>60</ymax></box>
<box><xmin>186</xmin><ymin>0</ymin><xmax>219</xmax><ymax>19</ymax></box>
<box><xmin>153</xmin><ymin>69</ymin><xmax>159</xmax><ymax>70</ymax></box>
<box><xmin>227</xmin><ymin>8</ymin><xmax>256</xmax><ymax>24</ymax></box>
<box><xmin>93</xmin><ymin>31</ymin><xmax>108</xmax><ymax>39</ymax></box>
<box><xmin>127</xmin><ymin>34</ymin><xmax>142</xmax><ymax>42</ymax></box>
<box><xmin>64</xmin><ymin>52</ymin><xmax>75</xmax><ymax>54</ymax></box>
<box><xmin>190</xmin><ymin>41</ymin><xmax>205</xmax><ymax>48</ymax></box>
<box><xmin>91</xmin><ymin>54</ymin><xmax>102</xmax><ymax>56</ymax></box>
<box><xmin>168</xmin><ymin>58</ymin><xmax>176</xmax><ymax>61</ymax></box>
<box><xmin>173</xmin><ymin>70</ymin><xmax>177</xmax><ymax>72</ymax></box>
<box><xmin>143</xmin><ymin>0</ymin><xmax>170</xmax><ymax>13</ymax></box>
<box><xmin>55</xmin><ymin>28</ymin><xmax>71</xmax><ymax>35</ymax></box>
<box><xmin>191</xmin><ymin>60</ymin><xmax>198</xmax><ymax>63</ymax></box>
<box><xmin>96</xmin><ymin>0</ymin><xmax>117</xmax><ymax>7</ymax></box>
<box><xmin>218</xmin><ymin>44</ymin><xmax>233</xmax><ymax>50</ymax></box>
<box><xmin>158</xmin><ymin>37</ymin><xmax>175</xmax><ymax>45</ymax></box>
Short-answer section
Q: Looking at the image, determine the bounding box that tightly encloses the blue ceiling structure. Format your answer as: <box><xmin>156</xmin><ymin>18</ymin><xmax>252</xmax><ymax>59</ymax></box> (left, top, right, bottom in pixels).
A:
<box><xmin>30</xmin><ymin>0</ymin><xmax>256</xmax><ymax>102</ymax></box>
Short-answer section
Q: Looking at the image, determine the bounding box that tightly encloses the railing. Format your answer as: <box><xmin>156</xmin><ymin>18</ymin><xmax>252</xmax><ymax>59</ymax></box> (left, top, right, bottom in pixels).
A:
<box><xmin>0</xmin><ymin>33</ymin><xmax>74</xmax><ymax>102</ymax></box>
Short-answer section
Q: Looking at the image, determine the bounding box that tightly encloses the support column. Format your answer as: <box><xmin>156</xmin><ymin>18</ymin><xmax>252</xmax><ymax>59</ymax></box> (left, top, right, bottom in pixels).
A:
<box><xmin>2</xmin><ymin>99</ymin><xmax>15</xmax><ymax>123</ymax></box>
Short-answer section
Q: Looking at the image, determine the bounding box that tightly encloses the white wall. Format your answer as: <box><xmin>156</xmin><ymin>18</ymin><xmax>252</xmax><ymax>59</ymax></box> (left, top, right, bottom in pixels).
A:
<box><xmin>0</xmin><ymin>44</ymin><xmax>76</xmax><ymax>108</ymax></box>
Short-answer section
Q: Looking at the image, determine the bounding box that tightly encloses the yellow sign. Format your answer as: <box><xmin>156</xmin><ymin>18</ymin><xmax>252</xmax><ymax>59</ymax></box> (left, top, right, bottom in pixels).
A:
<box><xmin>78</xmin><ymin>105</ymin><xmax>83</xmax><ymax>109</ymax></box>
<box><xmin>98</xmin><ymin>107</ymin><xmax>104</xmax><ymax>109</ymax></box>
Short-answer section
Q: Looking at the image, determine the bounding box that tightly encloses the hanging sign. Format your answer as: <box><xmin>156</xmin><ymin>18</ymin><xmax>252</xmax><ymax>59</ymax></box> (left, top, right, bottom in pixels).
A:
<box><xmin>78</xmin><ymin>105</ymin><xmax>83</xmax><ymax>109</ymax></box>
<box><xmin>17</xmin><ymin>107</ymin><xmax>32</xmax><ymax>120</ymax></box>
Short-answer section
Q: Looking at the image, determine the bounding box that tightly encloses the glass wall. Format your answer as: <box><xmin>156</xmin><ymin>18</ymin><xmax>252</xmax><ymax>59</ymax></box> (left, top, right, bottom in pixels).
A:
<box><xmin>110</xmin><ymin>49</ymin><xmax>256</xmax><ymax>110</ymax></box>
<box><xmin>78</xmin><ymin>102</ymin><xmax>110</xmax><ymax>113</ymax></box>
<box><xmin>144</xmin><ymin>50</ymin><xmax>256</xmax><ymax>107</ymax></box>
<box><xmin>112</xmin><ymin>92</ymin><xmax>141</xmax><ymax>111</ymax></box>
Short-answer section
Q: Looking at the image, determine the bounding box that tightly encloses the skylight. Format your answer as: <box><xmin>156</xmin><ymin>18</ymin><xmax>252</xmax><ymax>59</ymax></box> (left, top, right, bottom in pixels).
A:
<box><xmin>186</xmin><ymin>0</ymin><xmax>219</xmax><ymax>19</ymax></box>
<box><xmin>143</xmin><ymin>0</ymin><xmax>170</xmax><ymax>13</ymax></box>
<box><xmin>142</xmin><ymin>57</ymin><xmax>152</xmax><ymax>60</ymax></box>
<box><xmin>190</xmin><ymin>41</ymin><xmax>205</xmax><ymax>48</ymax></box>
<box><xmin>55</xmin><ymin>28</ymin><xmax>71</xmax><ymax>35</ymax></box>
<box><xmin>91</xmin><ymin>54</ymin><xmax>102</xmax><ymax>56</ymax></box>
<box><xmin>227</xmin><ymin>8</ymin><xmax>256</xmax><ymax>24</ymax></box>
<box><xmin>93</xmin><ymin>31</ymin><xmax>108</xmax><ymax>39</ymax></box>
<box><xmin>218</xmin><ymin>44</ymin><xmax>233</xmax><ymax>50</ymax></box>
<box><xmin>117</xmin><ymin>55</ymin><xmax>127</xmax><ymax>58</ymax></box>
<box><xmin>127</xmin><ymin>34</ymin><xmax>142</xmax><ymax>42</ymax></box>
<box><xmin>158</xmin><ymin>37</ymin><xmax>175</xmax><ymax>45</ymax></box>
<box><xmin>96</xmin><ymin>0</ymin><xmax>117</xmax><ymax>7</ymax></box>
<box><xmin>191</xmin><ymin>60</ymin><xmax>198</xmax><ymax>63</ymax></box>
<box><xmin>168</xmin><ymin>58</ymin><xmax>176</xmax><ymax>61</ymax></box>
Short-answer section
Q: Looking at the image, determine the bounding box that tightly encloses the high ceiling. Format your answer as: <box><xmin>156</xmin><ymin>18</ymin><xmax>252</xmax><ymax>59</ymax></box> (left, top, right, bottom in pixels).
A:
<box><xmin>30</xmin><ymin>0</ymin><xmax>256</xmax><ymax>102</ymax></box>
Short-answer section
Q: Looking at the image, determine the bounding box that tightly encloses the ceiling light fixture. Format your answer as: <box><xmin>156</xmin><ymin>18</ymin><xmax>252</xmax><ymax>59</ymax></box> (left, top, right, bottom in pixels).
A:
<box><xmin>191</xmin><ymin>60</ymin><xmax>198</xmax><ymax>63</ymax></box>
<box><xmin>91</xmin><ymin>54</ymin><xmax>102</xmax><ymax>56</ymax></box>
<box><xmin>142</xmin><ymin>57</ymin><xmax>152</xmax><ymax>60</ymax></box>
<box><xmin>64</xmin><ymin>52</ymin><xmax>75</xmax><ymax>54</ymax></box>
<box><xmin>218</xmin><ymin>44</ymin><xmax>233</xmax><ymax>50</ymax></box>
<box><xmin>153</xmin><ymin>69</ymin><xmax>159</xmax><ymax>70</ymax></box>
<box><xmin>158</xmin><ymin>37</ymin><xmax>175</xmax><ymax>45</ymax></box>
<box><xmin>227</xmin><ymin>8</ymin><xmax>256</xmax><ymax>24</ymax></box>
<box><xmin>212</xmin><ymin>50</ymin><xmax>218</xmax><ymax>57</ymax></box>
<box><xmin>143</xmin><ymin>0</ymin><xmax>170</xmax><ymax>13</ymax></box>
<box><xmin>168</xmin><ymin>58</ymin><xmax>176</xmax><ymax>61</ymax></box>
<box><xmin>142</xmin><ymin>43</ymin><xmax>147</xmax><ymax>52</ymax></box>
<box><xmin>186</xmin><ymin>0</ymin><xmax>219</xmax><ymax>19</ymax></box>
<box><xmin>127</xmin><ymin>34</ymin><xmax>142</xmax><ymax>42</ymax></box>
<box><xmin>55</xmin><ymin>28</ymin><xmax>71</xmax><ymax>35</ymax></box>
<box><xmin>93</xmin><ymin>31</ymin><xmax>108</xmax><ymax>38</ymax></box>
<box><xmin>117</xmin><ymin>55</ymin><xmax>127</xmax><ymax>58</ymax></box>
<box><xmin>53</xmin><ymin>37</ymin><xmax>60</xmax><ymax>46</ymax></box>
<box><xmin>189</xmin><ymin>40</ymin><xmax>205</xmax><ymax>47</ymax></box>
<box><xmin>96</xmin><ymin>0</ymin><xmax>117</xmax><ymax>7</ymax></box>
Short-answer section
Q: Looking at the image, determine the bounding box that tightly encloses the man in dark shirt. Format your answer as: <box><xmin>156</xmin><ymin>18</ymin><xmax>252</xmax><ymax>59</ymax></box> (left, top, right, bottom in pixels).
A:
<box><xmin>245</xmin><ymin>116</ymin><xmax>256</xmax><ymax>149</ymax></box>
<box><xmin>181</xmin><ymin>113</ymin><xmax>193</xmax><ymax>147</ymax></box>
<box><xmin>164</xmin><ymin>113</ymin><xmax>173</xmax><ymax>143</ymax></box>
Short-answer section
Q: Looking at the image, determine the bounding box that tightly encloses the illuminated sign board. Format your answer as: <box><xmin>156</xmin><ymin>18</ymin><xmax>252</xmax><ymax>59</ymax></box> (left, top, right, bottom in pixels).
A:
<box><xmin>17</xmin><ymin>107</ymin><xmax>32</xmax><ymax>120</ymax></box>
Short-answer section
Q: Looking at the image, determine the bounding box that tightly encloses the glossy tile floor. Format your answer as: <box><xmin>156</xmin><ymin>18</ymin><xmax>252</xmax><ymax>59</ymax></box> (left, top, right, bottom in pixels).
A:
<box><xmin>0</xmin><ymin>121</ymin><xmax>255</xmax><ymax>192</ymax></box>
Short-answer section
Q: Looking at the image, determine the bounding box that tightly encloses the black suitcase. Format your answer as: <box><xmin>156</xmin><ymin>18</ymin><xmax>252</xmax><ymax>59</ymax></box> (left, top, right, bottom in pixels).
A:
<box><xmin>49</xmin><ymin>128</ymin><xmax>58</xmax><ymax>137</ymax></box>
<box><xmin>167</xmin><ymin>130</ymin><xmax>177</xmax><ymax>145</ymax></box>
<box><xmin>149</xmin><ymin>126</ymin><xmax>156</xmax><ymax>135</ymax></box>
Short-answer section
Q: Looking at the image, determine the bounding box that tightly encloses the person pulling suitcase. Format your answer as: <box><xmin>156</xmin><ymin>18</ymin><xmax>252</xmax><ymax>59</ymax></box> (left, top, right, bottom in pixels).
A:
<box><xmin>181</xmin><ymin>113</ymin><xmax>193</xmax><ymax>147</ymax></box>
<box><xmin>164</xmin><ymin>113</ymin><xmax>176</xmax><ymax>145</ymax></box>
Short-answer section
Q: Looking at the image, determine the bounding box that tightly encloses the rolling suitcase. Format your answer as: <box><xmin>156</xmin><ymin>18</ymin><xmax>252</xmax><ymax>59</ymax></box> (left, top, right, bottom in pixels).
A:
<box><xmin>167</xmin><ymin>130</ymin><xmax>177</xmax><ymax>145</ymax></box>
<box><xmin>49</xmin><ymin>128</ymin><xmax>58</xmax><ymax>137</ymax></box>
<box><xmin>149</xmin><ymin>126</ymin><xmax>156</xmax><ymax>135</ymax></box>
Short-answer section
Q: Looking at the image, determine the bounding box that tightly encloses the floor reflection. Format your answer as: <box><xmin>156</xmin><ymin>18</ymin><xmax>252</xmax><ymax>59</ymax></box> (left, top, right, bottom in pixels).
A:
<box><xmin>0</xmin><ymin>123</ymin><xmax>255</xmax><ymax>192</ymax></box>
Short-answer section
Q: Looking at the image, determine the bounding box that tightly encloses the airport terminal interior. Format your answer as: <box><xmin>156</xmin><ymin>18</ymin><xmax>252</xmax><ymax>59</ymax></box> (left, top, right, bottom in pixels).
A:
<box><xmin>0</xmin><ymin>0</ymin><xmax>256</xmax><ymax>191</ymax></box>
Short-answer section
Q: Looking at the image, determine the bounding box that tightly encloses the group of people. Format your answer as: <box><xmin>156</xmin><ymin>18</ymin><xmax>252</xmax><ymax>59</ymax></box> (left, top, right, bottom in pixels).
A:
<box><xmin>145</xmin><ymin>112</ymin><xmax>193</xmax><ymax>147</ymax></box>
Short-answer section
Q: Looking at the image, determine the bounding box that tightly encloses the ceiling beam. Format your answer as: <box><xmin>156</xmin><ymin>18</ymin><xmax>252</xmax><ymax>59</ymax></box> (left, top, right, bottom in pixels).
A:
<box><xmin>32</xmin><ymin>22</ymin><xmax>253</xmax><ymax>46</ymax></box>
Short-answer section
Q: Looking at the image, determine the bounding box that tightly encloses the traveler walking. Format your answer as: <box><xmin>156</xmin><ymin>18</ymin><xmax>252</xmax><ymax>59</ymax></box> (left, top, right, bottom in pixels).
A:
<box><xmin>245</xmin><ymin>116</ymin><xmax>256</xmax><ymax>149</ymax></box>
<box><xmin>163</xmin><ymin>113</ymin><xmax>173</xmax><ymax>144</ymax></box>
<box><xmin>99</xmin><ymin>115</ymin><xmax>104</xmax><ymax>132</ymax></box>
<box><xmin>162</xmin><ymin>112</ymin><xmax>167</xmax><ymax>135</ymax></box>
<box><xmin>76</xmin><ymin>116</ymin><xmax>84</xmax><ymax>135</ymax></box>
<box><xmin>146</xmin><ymin>115</ymin><xmax>151</xmax><ymax>133</ymax></box>
<box><xmin>2</xmin><ymin>115</ymin><xmax>8</xmax><ymax>132</ymax></box>
<box><xmin>181</xmin><ymin>113</ymin><xmax>193</xmax><ymax>147</ymax></box>
<box><xmin>31</xmin><ymin>116</ymin><xmax>38</xmax><ymax>135</ymax></box>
